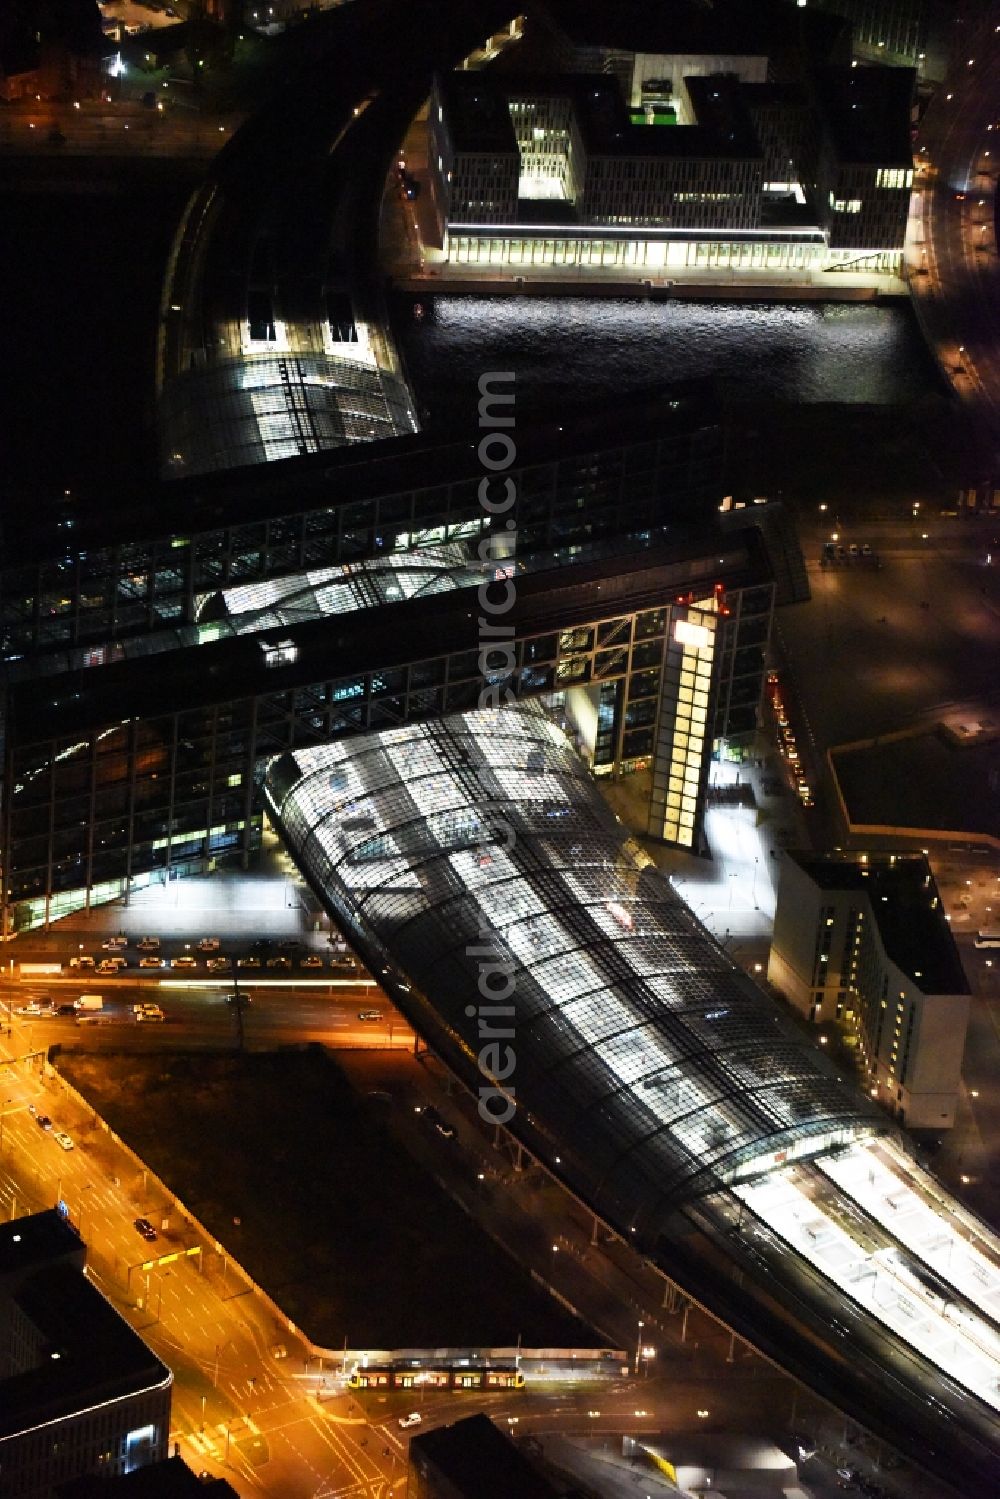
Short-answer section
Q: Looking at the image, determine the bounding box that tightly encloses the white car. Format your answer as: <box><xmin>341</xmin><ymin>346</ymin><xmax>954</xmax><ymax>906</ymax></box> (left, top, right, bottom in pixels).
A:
<box><xmin>197</xmin><ymin>937</ymin><xmax>221</xmax><ymax>952</ymax></box>
<box><xmin>398</xmin><ymin>1412</ymin><xmax>422</xmax><ymax>1429</ymax></box>
<box><xmin>171</xmin><ymin>955</ymin><xmax>198</xmax><ymax>970</ymax></box>
<box><xmin>53</xmin><ymin>1131</ymin><xmax>74</xmax><ymax>1151</ymax></box>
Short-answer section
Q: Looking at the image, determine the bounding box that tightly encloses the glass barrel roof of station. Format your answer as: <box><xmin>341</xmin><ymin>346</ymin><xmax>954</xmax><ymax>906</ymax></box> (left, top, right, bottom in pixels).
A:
<box><xmin>159</xmin><ymin>352</ymin><xmax>418</xmax><ymax>478</ymax></box>
<box><xmin>194</xmin><ymin>543</ymin><xmax>477</xmax><ymax>634</ymax></box>
<box><xmin>264</xmin><ymin>702</ymin><xmax>886</xmax><ymax>1225</ymax></box>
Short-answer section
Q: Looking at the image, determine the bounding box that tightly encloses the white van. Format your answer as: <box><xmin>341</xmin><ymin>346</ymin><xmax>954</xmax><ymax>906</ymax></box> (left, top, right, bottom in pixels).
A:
<box><xmin>75</xmin><ymin>995</ymin><xmax>104</xmax><ymax>1011</ymax></box>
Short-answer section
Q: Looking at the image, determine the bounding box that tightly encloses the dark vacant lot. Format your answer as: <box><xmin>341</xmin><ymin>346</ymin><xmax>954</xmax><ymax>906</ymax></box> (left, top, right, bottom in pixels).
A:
<box><xmin>59</xmin><ymin>1047</ymin><xmax>593</xmax><ymax>1349</ymax></box>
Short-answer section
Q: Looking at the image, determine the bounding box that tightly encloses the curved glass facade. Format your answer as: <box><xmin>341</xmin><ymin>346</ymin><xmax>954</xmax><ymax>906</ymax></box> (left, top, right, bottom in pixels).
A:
<box><xmin>159</xmin><ymin>353</ymin><xmax>418</xmax><ymax>478</ymax></box>
<box><xmin>264</xmin><ymin>703</ymin><xmax>885</xmax><ymax>1230</ymax></box>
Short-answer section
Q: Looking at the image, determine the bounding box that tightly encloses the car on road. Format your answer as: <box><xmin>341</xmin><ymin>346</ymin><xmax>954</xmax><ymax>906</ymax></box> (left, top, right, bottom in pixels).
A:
<box><xmin>207</xmin><ymin>957</ymin><xmax>231</xmax><ymax>972</ymax></box>
<box><xmin>139</xmin><ymin>956</ymin><xmax>164</xmax><ymax>969</ymax></box>
<box><xmin>301</xmin><ymin>955</ymin><xmax>324</xmax><ymax>968</ymax></box>
<box><xmin>137</xmin><ymin>936</ymin><xmax>160</xmax><ymax>951</ymax></box>
<box><xmin>358</xmin><ymin>1009</ymin><xmax>382</xmax><ymax>1022</ymax></box>
<box><xmin>53</xmin><ymin>1131</ymin><xmax>74</xmax><ymax>1151</ymax></box>
<box><xmin>17</xmin><ymin>1002</ymin><xmax>47</xmax><ymax>1016</ymax></box>
<box><xmin>102</xmin><ymin>936</ymin><xmax>128</xmax><ymax>949</ymax></box>
<box><xmin>237</xmin><ymin>955</ymin><xmax>261</xmax><ymax>970</ymax></box>
<box><xmin>134</xmin><ymin>1217</ymin><xmax>157</xmax><ymax>1242</ymax></box>
<box><xmin>197</xmin><ymin>937</ymin><xmax>221</xmax><ymax>952</ymax></box>
<box><xmin>56</xmin><ymin>1003</ymin><xmax>77</xmax><ymax>1017</ymax></box>
<box><xmin>171</xmin><ymin>955</ymin><xmax>198</xmax><ymax>970</ymax></box>
<box><xmin>398</xmin><ymin>1412</ymin><xmax>422</xmax><ymax>1429</ymax></box>
<box><xmin>265</xmin><ymin>955</ymin><xmax>292</xmax><ymax>970</ymax></box>
<box><xmin>35</xmin><ymin>1114</ymin><xmax>53</xmax><ymax>1131</ymax></box>
<box><xmin>97</xmin><ymin>958</ymin><xmax>126</xmax><ymax>973</ymax></box>
<box><xmin>69</xmin><ymin>955</ymin><xmax>96</xmax><ymax>969</ymax></box>
<box><xmin>422</xmin><ymin>1106</ymin><xmax>455</xmax><ymax>1139</ymax></box>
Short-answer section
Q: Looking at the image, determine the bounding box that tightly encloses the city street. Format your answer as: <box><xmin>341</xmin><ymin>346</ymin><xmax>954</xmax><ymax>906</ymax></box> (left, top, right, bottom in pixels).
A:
<box><xmin>0</xmin><ymin>1039</ymin><xmax>405</xmax><ymax>1497</ymax></box>
<box><xmin>0</xmin><ymin>1022</ymin><xmax>936</xmax><ymax>1499</ymax></box>
<box><xmin>907</xmin><ymin>8</ymin><xmax>1000</xmax><ymax>459</ymax></box>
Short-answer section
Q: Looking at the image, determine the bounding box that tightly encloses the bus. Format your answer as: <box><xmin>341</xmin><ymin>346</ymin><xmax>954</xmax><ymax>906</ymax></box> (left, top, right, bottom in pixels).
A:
<box><xmin>974</xmin><ymin>930</ymin><xmax>1000</xmax><ymax>949</ymax></box>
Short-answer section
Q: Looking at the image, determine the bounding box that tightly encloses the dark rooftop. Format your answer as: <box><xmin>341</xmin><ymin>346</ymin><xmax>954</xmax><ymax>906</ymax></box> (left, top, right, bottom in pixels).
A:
<box><xmin>813</xmin><ymin>64</ymin><xmax>915</xmax><ymax>166</ymax></box>
<box><xmin>0</xmin><ymin>1253</ymin><xmax>171</xmax><ymax>1440</ymax></box>
<box><xmin>410</xmin><ymin>1413</ymin><xmax>560</xmax><ymax>1499</ymax></box>
<box><xmin>1</xmin><ymin>385</ymin><xmax>723</xmax><ymax>566</ymax></box>
<box><xmin>538</xmin><ymin>0</ymin><xmax>850</xmax><ymax>67</ymax></box>
<box><xmin>436</xmin><ymin>70</ymin><xmax>518</xmax><ymax>155</ymax></box>
<box><xmin>447</xmin><ymin>70</ymin><xmax>762</xmax><ymax>161</ymax></box>
<box><xmin>681</xmin><ymin>73</ymin><xmax>763</xmax><ymax>160</ymax></box>
<box><xmin>58</xmin><ymin>1456</ymin><xmax>238</xmax><ymax>1497</ymax></box>
<box><xmin>787</xmin><ymin>853</ymin><xmax>969</xmax><ymax>995</ymax></box>
<box><xmin>0</xmin><ymin>1208</ymin><xmax>82</xmax><ymax>1279</ymax></box>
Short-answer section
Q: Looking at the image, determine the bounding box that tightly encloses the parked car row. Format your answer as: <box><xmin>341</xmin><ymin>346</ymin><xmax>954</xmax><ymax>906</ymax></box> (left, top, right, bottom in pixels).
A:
<box><xmin>64</xmin><ymin>936</ymin><xmax>358</xmax><ymax>974</ymax></box>
<box><xmin>821</xmin><ymin>539</ymin><xmax>875</xmax><ymax>565</ymax></box>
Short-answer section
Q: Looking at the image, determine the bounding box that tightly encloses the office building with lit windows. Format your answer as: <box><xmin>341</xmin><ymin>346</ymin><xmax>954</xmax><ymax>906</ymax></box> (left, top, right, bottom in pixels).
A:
<box><xmin>428</xmin><ymin>50</ymin><xmax>913</xmax><ymax>277</ymax></box>
<box><xmin>0</xmin><ymin>387</ymin><xmax>806</xmax><ymax>933</ymax></box>
<box><xmin>429</xmin><ymin>69</ymin><xmax>764</xmax><ymax>246</ymax></box>
<box><xmin>807</xmin><ymin>64</ymin><xmax>915</xmax><ymax>258</ymax></box>
<box><xmin>0</xmin><ymin>1212</ymin><xmax>172</xmax><ymax>1498</ymax></box>
<box><xmin>767</xmin><ymin>852</ymin><xmax>970</xmax><ymax>1128</ymax></box>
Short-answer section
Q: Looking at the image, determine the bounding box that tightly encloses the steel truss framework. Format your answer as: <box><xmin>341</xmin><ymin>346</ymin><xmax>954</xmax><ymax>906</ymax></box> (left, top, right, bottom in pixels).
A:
<box><xmin>264</xmin><ymin>703</ymin><xmax>884</xmax><ymax>1221</ymax></box>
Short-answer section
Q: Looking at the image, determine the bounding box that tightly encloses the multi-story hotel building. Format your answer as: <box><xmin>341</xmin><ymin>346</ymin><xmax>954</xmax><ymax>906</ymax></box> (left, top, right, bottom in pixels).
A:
<box><xmin>768</xmin><ymin>852</ymin><xmax>971</xmax><ymax>1129</ymax></box>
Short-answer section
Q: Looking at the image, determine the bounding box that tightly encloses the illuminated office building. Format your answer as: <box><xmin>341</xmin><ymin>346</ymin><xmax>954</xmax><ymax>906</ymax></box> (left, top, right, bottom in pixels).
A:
<box><xmin>0</xmin><ymin>389</ymin><xmax>804</xmax><ymax>932</ymax></box>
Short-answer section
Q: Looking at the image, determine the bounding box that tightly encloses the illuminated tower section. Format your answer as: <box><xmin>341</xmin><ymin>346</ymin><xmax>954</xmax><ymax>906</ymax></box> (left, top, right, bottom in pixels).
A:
<box><xmin>648</xmin><ymin>597</ymin><xmax>719</xmax><ymax>848</ymax></box>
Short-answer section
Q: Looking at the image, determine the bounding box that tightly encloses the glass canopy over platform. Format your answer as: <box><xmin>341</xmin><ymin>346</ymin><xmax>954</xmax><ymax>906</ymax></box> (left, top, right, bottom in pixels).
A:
<box><xmin>264</xmin><ymin>702</ymin><xmax>884</xmax><ymax>1229</ymax></box>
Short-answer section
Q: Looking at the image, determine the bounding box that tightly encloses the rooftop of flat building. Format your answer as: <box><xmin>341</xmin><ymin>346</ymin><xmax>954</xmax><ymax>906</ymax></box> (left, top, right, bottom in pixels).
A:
<box><xmin>813</xmin><ymin>64</ymin><xmax>915</xmax><ymax>166</ymax></box>
<box><xmin>0</xmin><ymin>1208</ymin><xmax>83</xmax><ymax>1278</ymax></box>
<box><xmin>0</xmin><ymin>1247</ymin><xmax>171</xmax><ymax>1441</ymax></box>
<box><xmin>787</xmin><ymin>853</ymin><xmax>969</xmax><ymax>995</ymax></box>
<box><xmin>409</xmin><ymin>1413</ymin><xmax>561</xmax><ymax>1498</ymax></box>
<box><xmin>1</xmin><ymin>384</ymin><xmax>723</xmax><ymax>566</ymax></box>
<box><xmin>435</xmin><ymin>70</ymin><xmax>518</xmax><ymax>155</ymax></box>
<box><xmin>538</xmin><ymin>0</ymin><xmax>849</xmax><ymax>65</ymax></box>
<box><xmin>445</xmin><ymin>70</ymin><xmax>761</xmax><ymax>161</ymax></box>
<box><xmin>58</xmin><ymin>1456</ymin><xmax>238</xmax><ymax>1497</ymax></box>
<box><xmin>681</xmin><ymin>73</ymin><xmax>763</xmax><ymax>159</ymax></box>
